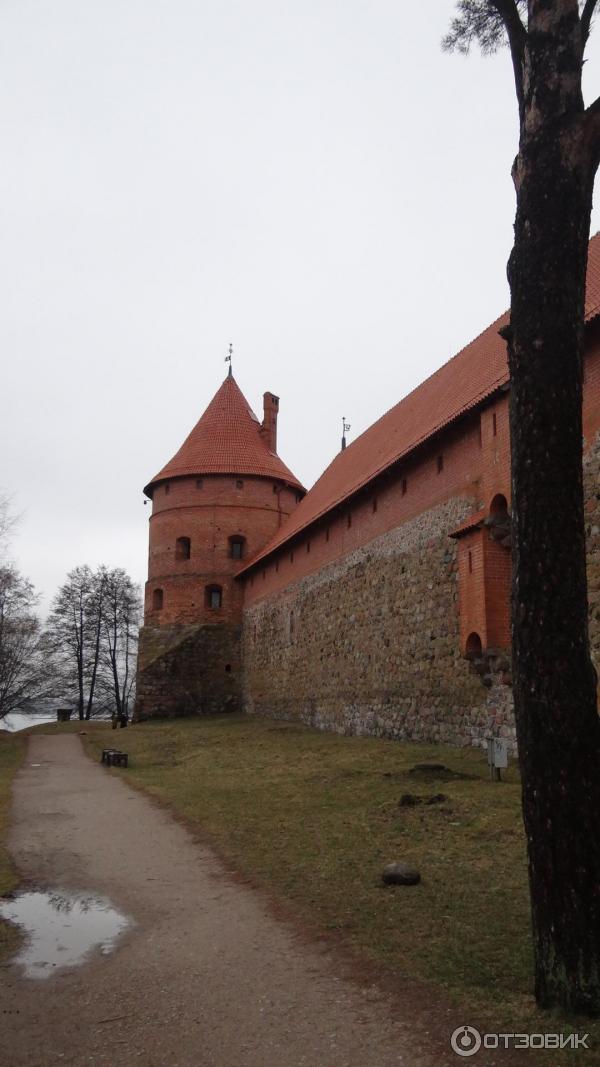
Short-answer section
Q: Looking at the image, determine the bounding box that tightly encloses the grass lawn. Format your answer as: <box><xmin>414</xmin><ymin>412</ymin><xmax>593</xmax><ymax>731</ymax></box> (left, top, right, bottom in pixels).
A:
<box><xmin>77</xmin><ymin>712</ymin><xmax>599</xmax><ymax>1056</ymax></box>
<box><xmin>7</xmin><ymin>714</ymin><xmax>599</xmax><ymax>1060</ymax></box>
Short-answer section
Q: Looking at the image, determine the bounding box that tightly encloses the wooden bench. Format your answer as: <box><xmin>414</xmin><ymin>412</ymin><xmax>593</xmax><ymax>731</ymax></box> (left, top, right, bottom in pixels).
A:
<box><xmin>101</xmin><ymin>749</ymin><xmax>129</xmax><ymax>768</ymax></box>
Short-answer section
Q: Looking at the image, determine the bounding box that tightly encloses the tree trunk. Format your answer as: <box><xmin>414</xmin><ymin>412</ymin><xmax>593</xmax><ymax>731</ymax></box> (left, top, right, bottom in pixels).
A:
<box><xmin>507</xmin><ymin>105</ymin><xmax>600</xmax><ymax>1011</ymax></box>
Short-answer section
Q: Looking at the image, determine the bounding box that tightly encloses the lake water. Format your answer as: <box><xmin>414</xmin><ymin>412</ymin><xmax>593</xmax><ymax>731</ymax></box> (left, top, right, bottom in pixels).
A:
<box><xmin>1</xmin><ymin>712</ymin><xmax>58</xmax><ymax>733</ymax></box>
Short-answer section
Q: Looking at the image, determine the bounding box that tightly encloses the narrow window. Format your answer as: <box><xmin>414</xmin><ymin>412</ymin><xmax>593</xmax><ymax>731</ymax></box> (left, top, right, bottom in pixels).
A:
<box><xmin>225</xmin><ymin>664</ymin><xmax>232</xmax><ymax>673</ymax></box>
<box><xmin>164</xmin><ymin>484</ymin><xmax>170</xmax><ymax>495</ymax></box>
<box><xmin>196</xmin><ymin>478</ymin><xmax>203</xmax><ymax>489</ymax></box>
<box><xmin>372</xmin><ymin>497</ymin><xmax>378</xmax><ymax>513</ymax></box>
<box><xmin>468</xmin><ymin>550</ymin><xmax>473</xmax><ymax>574</ymax></box>
<box><xmin>152</xmin><ymin>588</ymin><xmax>163</xmax><ymax>610</ymax></box>
<box><xmin>347</xmin><ymin>513</ymin><xmax>352</xmax><ymax>529</ymax></box>
<box><xmin>175</xmin><ymin>536</ymin><xmax>191</xmax><ymax>560</ymax></box>
<box><xmin>437</xmin><ymin>454</ymin><xmax>444</xmax><ymax>474</ymax></box>
<box><xmin>229</xmin><ymin>536</ymin><xmax>246</xmax><ymax>560</ymax></box>
<box><xmin>306</xmin><ymin>541</ymin><xmax>311</xmax><ymax>554</ymax></box>
<box><xmin>290</xmin><ymin>550</ymin><xmax>295</xmax><ymax>563</ymax></box>
<box><xmin>262</xmin><ymin>569</ymin><xmax>266</xmax><ymax>580</ymax></box>
<box><xmin>275</xmin><ymin>559</ymin><xmax>279</xmax><ymax>573</ymax></box>
<box><xmin>478</xmin><ymin>420</ymin><xmax>482</xmax><ymax>448</ymax></box>
<box><xmin>206</xmin><ymin>585</ymin><xmax>222</xmax><ymax>609</ymax></box>
<box><xmin>492</xmin><ymin>412</ymin><xmax>497</xmax><ymax>437</ymax></box>
<box><xmin>325</xmin><ymin>527</ymin><xmax>330</xmax><ymax>542</ymax></box>
<box><xmin>236</xmin><ymin>479</ymin><xmax>244</xmax><ymax>490</ymax></box>
<box><xmin>402</xmin><ymin>478</ymin><xmax>407</xmax><ymax>496</ymax></box>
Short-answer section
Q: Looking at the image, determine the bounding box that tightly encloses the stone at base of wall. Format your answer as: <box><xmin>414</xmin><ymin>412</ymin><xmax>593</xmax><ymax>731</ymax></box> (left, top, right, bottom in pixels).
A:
<box><xmin>134</xmin><ymin>622</ymin><xmax>242</xmax><ymax>721</ymax></box>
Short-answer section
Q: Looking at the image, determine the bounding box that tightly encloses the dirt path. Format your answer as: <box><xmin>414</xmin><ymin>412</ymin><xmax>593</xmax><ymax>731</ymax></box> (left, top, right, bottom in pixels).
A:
<box><xmin>1</xmin><ymin>735</ymin><xmax>465</xmax><ymax>1067</ymax></box>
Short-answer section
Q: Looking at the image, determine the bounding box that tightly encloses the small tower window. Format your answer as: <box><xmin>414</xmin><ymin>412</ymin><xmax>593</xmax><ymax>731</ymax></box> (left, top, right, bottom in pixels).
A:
<box><xmin>493</xmin><ymin>412</ymin><xmax>497</xmax><ymax>437</ymax></box>
<box><xmin>347</xmin><ymin>513</ymin><xmax>352</xmax><ymax>529</ymax></box>
<box><xmin>437</xmin><ymin>454</ymin><xmax>444</xmax><ymax>474</ymax></box>
<box><xmin>196</xmin><ymin>478</ymin><xmax>204</xmax><ymax>489</ymax></box>
<box><xmin>325</xmin><ymin>527</ymin><xmax>330</xmax><ymax>542</ymax></box>
<box><xmin>175</xmin><ymin>536</ymin><xmax>191</xmax><ymax>560</ymax></box>
<box><xmin>152</xmin><ymin>588</ymin><xmax>164</xmax><ymax>611</ymax></box>
<box><xmin>164</xmin><ymin>484</ymin><xmax>170</xmax><ymax>495</ymax></box>
<box><xmin>229</xmin><ymin>536</ymin><xmax>246</xmax><ymax>560</ymax></box>
<box><xmin>306</xmin><ymin>540</ymin><xmax>311</xmax><ymax>554</ymax></box>
<box><xmin>372</xmin><ymin>497</ymin><xmax>378</xmax><ymax>513</ymax></box>
<box><xmin>236</xmin><ymin>479</ymin><xmax>244</xmax><ymax>490</ymax></box>
<box><xmin>206</xmin><ymin>585</ymin><xmax>222</xmax><ymax>610</ymax></box>
<box><xmin>402</xmin><ymin>478</ymin><xmax>407</xmax><ymax>495</ymax></box>
<box><xmin>468</xmin><ymin>550</ymin><xmax>473</xmax><ymax>574</ymax></box>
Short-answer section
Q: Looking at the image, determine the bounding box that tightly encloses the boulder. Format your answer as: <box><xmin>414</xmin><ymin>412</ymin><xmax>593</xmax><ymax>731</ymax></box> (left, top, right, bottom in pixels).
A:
<box><xmin>382</xmin><ymin>862</ymin><xmax>421</xmax><ymax>886</ymax></box>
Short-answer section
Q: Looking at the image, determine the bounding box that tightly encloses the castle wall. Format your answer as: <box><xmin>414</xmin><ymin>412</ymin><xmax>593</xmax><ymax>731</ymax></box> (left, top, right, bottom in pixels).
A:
<box><xmin>135</xmin><ymin>622</ymin><xmax>241</xmax><ymax>721</ymax></box>
<box><xmin>240</xmin><ymin>329</ymin><xmax>600</xmax><ymax>748</ymax></box>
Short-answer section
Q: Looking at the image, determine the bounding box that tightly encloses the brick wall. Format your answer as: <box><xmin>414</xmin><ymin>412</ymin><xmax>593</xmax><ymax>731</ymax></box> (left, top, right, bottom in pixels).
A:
<box><xmin>145</xmin><ymin>473</ymin><xmax>300</xmax><ymax>626</ymax></box>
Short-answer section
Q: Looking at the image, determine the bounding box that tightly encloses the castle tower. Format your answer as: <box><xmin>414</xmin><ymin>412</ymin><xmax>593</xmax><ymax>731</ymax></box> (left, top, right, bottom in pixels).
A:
<box><xmin>134</xmin><ymin>374</ymin><xmax>304</xmax><ymax>720</ymax></box>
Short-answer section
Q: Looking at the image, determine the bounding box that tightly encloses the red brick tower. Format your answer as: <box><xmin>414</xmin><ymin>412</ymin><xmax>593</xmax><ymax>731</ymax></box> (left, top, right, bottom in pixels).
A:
<box><xmin>134</xmin><ymin>373</ymin><xmax>304</xmax><ymax>720</ymax></box>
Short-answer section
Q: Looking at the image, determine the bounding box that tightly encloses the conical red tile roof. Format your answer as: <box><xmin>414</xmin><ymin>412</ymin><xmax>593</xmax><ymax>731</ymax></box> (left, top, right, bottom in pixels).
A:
<box><xmin>144</xmin><ymin>375</ymin><xmax>304</xmax><ymax>496</ymax></box>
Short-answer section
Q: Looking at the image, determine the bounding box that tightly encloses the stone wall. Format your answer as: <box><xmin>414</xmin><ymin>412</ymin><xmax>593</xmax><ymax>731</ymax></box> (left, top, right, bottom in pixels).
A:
<box><xmin>135</xmin><ymin>623</ymin><xmax>241</xmax><ymax>721</ymax></box>
<box><xmin>241</xmin><ymin>497</ymin><xmax>512</xmax><ymax>747</ymax></box>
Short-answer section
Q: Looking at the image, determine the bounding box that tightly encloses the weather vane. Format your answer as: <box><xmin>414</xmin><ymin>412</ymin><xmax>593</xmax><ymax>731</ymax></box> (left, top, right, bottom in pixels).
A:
<box><xmin>225</xmin><ymin>343</ymin><xmax>233</xmax><ymax>377</ymax></box>
<box><xmin>341</xmin><ymin>416</ymin><xmax>351</xmax><ymax>451</ymax></box>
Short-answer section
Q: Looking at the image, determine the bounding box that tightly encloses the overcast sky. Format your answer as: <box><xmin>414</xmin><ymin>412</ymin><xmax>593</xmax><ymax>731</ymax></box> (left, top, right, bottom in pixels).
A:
<box><xmin>3</xmin><ymin>0</ymin><xmax>600</xmax><ymax>613</ymax></box>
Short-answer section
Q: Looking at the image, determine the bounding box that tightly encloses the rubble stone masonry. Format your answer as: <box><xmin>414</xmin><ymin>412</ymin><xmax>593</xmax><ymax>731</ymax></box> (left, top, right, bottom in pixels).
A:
<box><xmin>241</xmin><ymin>497</ymin><xmax>509</xmax><ymax>746</ymax></box>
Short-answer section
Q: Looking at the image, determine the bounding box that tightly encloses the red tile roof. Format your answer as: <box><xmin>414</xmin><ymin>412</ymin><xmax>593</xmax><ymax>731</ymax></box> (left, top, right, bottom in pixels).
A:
<box><xmin>239</xmin><ymin>231</ymin><xmax>600</xmax><ymax>574</ymax></box>
<box><xmin>144</xmin><ymin>375</ymin><xmax>304</xmax><ymax>496</ymax></box>
<box><xmin>448</xmin><ymin>509</ymin><xmax>487</xmax><ymax>539</ymax></box>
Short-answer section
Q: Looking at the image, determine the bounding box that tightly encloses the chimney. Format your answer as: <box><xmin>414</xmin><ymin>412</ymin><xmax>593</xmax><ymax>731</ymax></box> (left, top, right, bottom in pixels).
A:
<box><xmin>261</xmin><ymin>392</ymin><xmax>279</xmax><ymax>452</ymax></box>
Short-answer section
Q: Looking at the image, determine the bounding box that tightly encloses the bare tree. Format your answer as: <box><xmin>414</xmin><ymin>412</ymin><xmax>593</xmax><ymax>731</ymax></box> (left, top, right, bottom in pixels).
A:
<box><xmin>45</xmin><ymin>566</ymin><xmax>108</xmax><ymax>721</ymax></box>
<box><xmin>445</xmin><ymin>0</ymin><xmax>600</xmax><ymax>1013</ymax></box>
<box><xmin>99</xmin><ymin>569</ymin><xmax>141</xmax><ymax>722</ymax></box>
<box><xmin>0</xmin><ymin>565</ymin><xmax>45</xmax><ymax>720</ymax></box>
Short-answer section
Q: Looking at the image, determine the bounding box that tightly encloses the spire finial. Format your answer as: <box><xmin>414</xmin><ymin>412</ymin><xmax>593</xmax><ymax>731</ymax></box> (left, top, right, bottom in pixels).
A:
<box><xmin>225</xmin><ymin>343</ymin><xmax>233</xmax><ymax>378</ymax></box>
<box><xmin>341</xmin><ymin>416</ymin><xmax>351</xmax><ymax>451</ymax></box>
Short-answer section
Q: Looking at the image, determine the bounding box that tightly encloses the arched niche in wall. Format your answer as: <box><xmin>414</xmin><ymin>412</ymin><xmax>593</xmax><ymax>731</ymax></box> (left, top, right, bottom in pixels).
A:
<box><xmin>465</xmin><ymin>631</ymin><xmax>483</xmax><ymax>659</ymax></box>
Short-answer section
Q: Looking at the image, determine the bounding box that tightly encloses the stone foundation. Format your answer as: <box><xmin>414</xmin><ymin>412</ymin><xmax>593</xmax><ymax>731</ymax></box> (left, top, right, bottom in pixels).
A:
<box><xmin>134</xmin><ymin>623</ymin><xmax>241</xmax><ymax>720</ymax></box>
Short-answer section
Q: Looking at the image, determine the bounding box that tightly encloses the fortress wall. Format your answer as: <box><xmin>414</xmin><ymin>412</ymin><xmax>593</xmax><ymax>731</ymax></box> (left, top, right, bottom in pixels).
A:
<box><xmin>135</xmin><ymin>622</ymin><xmax>242</xmax><ymax>721</ymax></box>
<box><xmin>241</xmin><ymin>496</ymin><xmax>511</xmax><ymax>748</ymax></box>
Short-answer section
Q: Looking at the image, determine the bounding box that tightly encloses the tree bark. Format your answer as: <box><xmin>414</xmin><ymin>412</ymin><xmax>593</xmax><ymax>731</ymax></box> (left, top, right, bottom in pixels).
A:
<box><xmin>506</xmin><ymin>1</ymin><xmax>600</xmax><ymax>1013</ymax></box>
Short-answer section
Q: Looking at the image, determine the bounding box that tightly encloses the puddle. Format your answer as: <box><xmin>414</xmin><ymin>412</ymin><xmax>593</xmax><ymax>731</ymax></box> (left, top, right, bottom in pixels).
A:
<box><xmin>0</xmin><ymin>889</ymin><xmax>131</xmax><ymax>979</ymax></box>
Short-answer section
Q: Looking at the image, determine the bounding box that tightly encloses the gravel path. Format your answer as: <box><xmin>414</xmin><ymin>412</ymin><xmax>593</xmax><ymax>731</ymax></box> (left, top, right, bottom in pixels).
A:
<box><xmin>1</xmin><ymin>734</ymin><xmax>464</xmax><ymax>1067</ymax></box>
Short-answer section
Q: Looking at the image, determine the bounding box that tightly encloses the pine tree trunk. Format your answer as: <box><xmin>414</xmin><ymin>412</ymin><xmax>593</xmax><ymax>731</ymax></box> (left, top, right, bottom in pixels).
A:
<box><xmin>508</xmin><ymin>119</ymin><xmax>600</xmax><ymax>1012</ymax></box>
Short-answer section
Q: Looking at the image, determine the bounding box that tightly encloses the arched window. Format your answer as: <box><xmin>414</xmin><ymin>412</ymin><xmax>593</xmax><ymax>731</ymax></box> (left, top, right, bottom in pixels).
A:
<box><xmin>152</xmin><ymin>588</ymin><xmax>164</xmax><ymax>611</ymax></box>
<box><xmin>490</xmin><ymin>493</ymin><xmax>508</xmax><ymax>518</ymax></box>
<box><xmin>206</xmin><ymin>584</ymin><xmax>222</xmax><ymax>610</ymax></box>
<box><xmin>465</xmin><ymin>632</ymin><xmax>483</xmax><ymax>659</ymax></box>
<box><xmin>229</xmin><ymin>536</ymin><xmax>246</xmax><ymax>560</ymax></box>
<box><xmin>175</xmin><ymin>536</ymin><xmax>191</xmax><ymax>560</ymax></box>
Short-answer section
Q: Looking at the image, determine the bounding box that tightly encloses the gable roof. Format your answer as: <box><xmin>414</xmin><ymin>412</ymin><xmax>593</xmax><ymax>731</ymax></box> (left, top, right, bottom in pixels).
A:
<box><xmin>144</xmin><ymin>375</ymin><xmax>304</xmax><ymax>497</ymax></box>
<box><xmin>239</xmin><ymin>231</ymin><xmax>600</xmax><ymax>574</ymax></box>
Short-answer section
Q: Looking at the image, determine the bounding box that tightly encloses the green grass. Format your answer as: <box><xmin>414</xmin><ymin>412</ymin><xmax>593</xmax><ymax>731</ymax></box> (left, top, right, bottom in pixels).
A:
<box><xmin>18</xmin><ymin>715</ymin><xmax>600</xmax><ymax>1060</ymax></box>
<box><xmin>0</xmin><ymin>729</ymin><xmax>26</xmax><ymax>961</ymax></box>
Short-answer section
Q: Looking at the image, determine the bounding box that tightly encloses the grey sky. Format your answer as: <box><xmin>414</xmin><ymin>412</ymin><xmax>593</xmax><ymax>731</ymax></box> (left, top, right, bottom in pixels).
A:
<box><xmin>3</xmin><ymin>0</ymin><xmax>600</xmax><ymax>612</ymax></box>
